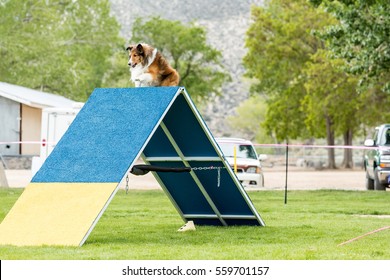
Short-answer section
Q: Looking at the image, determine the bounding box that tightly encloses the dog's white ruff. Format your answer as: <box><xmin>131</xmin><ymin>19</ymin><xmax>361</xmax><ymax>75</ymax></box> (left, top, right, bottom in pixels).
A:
<box><xmin>129</xmin><ymin>48</ymin><xmax>158</xmax><ymax>87</ymax></box>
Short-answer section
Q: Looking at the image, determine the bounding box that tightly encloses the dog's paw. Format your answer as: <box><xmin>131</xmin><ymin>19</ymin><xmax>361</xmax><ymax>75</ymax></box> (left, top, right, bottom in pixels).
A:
<box><xmin>134</xmin><ymin>79</ymin><xmax>141</xmax><ymax>87</ymax></box>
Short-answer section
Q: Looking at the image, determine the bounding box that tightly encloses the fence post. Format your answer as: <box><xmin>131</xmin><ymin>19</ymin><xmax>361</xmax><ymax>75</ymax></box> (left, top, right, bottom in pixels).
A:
<box><xmin>284</xmin><ymin>140</ymin><xmax>288</xmax><ymax>205</ymax></box>
<box><xmin>0</xmin><ymin>160</ymin><xmax>9</xmax><ymax>187</ymax></box>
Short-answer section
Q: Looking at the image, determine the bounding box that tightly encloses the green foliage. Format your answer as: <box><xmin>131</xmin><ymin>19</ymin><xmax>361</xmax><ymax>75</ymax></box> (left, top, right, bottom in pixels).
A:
<box><xmin>101</xmin><ymin>50</ymin><xmax>132</xmax><ymax>89</ymax></box>
<box><xmin>315</xmin><ymin>0</ymin><xmax>390</xmax><ymax>93</ymax></box>
<box><xmin>302</xmin><ymin>50</ymin><xmax>360</xmax><ymax>137</ymax></box>
<box><xmin>0</xmin><ymin>0</ymin><xmax>124</xmax><ymax>101</ymax></box>
<box><xmin>1</xmin><ymin>188</ymin><xmax>390</xmax><ymax>259</ymax></box>
<box><xmin>242</xmin><ymin>0</ymin><xmax>383</xmax><ymax>168</ymax></box>
<box><xmin>130</xmin><ymin>16</ymin><xmax>230</xmax><ymax>102</ymax></box>
<box><xmin>244</xmin><ymin>0</ymin><xmax>333</xmax><ymax>94</ymax></box>
<box><xmin>227</xmin><ymin>95</ymin><xmax>274</xmax><ymax>144</ymax></box>
<box><xmin>310</xmin><ymin>0</ymin><xmax>390</xmax><ymax>126</ymax></box>
<box><xmin>244</xmin><ymin>0</ymin><xmax>336</xmax><ymax>141</ymax></box>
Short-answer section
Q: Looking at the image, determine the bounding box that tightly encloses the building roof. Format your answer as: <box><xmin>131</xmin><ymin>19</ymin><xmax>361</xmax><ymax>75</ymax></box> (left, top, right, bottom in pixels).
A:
<box><xmin>0</xmin><ymin>81</ymin><xmax>75</xmax><ymax>109</ymax></box>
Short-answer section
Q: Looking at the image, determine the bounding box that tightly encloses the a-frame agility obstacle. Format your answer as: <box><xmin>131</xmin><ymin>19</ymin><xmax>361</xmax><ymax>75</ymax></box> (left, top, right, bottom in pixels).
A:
<box><xmin>0</xmin><ymin>87</ymin><xmax>265</xmax><ymax>246</ymax></box>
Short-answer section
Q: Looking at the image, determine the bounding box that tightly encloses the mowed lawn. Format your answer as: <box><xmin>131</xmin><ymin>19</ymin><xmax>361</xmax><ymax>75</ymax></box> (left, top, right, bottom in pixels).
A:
<box><xmin>0</xmin><ymin>188</ymin><xmax>389</xmax><ymax>260</ymax></box>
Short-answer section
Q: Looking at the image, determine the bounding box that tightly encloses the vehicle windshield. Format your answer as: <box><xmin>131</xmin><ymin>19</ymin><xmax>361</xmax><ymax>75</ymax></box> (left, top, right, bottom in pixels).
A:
<box><xmin>218</xmin><ymin>142</ymin><xmax>257</xmax><ymax>159</ymax></box>
<box><xmin>379</xmin><ymin>128</ymin><xmax>390</xmax><ymax>146</ymax></box>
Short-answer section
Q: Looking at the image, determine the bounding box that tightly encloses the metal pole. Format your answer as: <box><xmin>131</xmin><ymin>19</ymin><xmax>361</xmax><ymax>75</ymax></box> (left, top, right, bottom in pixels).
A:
<box><xmin>284</xmin><ymin>139</ymin><xmax>288</xmax><ymax>205</ymax></box>
<box><xmin>233</xmin><ymin>145</ymin><xmax>237</xmax><ymax>173</ymax></box>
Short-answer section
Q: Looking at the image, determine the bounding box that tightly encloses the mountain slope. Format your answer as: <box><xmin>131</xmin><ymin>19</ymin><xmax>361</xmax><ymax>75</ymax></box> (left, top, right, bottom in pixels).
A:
<box><xmin>109</xmin><ymin>0</ymin><xmax>264</xmax><ymax>136</ymax></box>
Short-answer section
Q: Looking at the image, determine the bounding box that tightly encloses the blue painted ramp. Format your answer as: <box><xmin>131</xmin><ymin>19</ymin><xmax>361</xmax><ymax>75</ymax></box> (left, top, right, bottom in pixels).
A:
<box><xmin>33</xmin><ymin>87</ymin><xmax>178</xmax><ymax>183</ymax></box>
<box><xmin>1</xmin><ymin>87</ymin><xmax>264</xmax><ymax>247</ymax></box>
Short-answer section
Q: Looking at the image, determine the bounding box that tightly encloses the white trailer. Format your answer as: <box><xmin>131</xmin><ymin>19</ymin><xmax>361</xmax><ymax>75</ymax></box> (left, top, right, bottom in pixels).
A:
<box><xmin>31</xmin><ymin>103</ymin><xmax>83</xmax><ymax>175</ymax></box>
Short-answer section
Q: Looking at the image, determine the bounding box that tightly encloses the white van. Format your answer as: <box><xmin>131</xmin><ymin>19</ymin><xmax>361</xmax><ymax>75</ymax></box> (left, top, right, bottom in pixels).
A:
<box><xmin>216</xmin><ymin>138</ymin><xmax>266</xmax><ymax>188</ymax></box>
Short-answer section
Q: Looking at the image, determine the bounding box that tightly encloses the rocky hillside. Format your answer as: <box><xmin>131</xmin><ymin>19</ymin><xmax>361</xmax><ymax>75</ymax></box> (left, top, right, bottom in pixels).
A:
<box><xmin>109</xmin><ymin>0</ymin><xmax>264</xmax><ymax>136</ymax></box>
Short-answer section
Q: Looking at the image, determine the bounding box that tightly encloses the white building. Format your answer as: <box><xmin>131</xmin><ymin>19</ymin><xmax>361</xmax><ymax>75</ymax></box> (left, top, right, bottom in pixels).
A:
<box><xmin>0</xmin><ymin>82</ymin><xmax>75</xmax><ymax>156</ymax></box>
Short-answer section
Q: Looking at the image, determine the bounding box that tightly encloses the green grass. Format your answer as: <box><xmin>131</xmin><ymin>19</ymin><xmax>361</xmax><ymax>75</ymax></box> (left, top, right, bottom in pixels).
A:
<box><xmin>0</xmin><ymin>188</ymin><xmax>389</xmax><ymax>259</ymax></box>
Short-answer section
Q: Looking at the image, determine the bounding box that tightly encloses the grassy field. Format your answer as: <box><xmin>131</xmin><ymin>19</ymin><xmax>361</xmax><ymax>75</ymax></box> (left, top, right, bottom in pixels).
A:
<box><xmin>0</xmin><ymin>188</ymin><xmax>389</xmax><ymax>260</ymax></box>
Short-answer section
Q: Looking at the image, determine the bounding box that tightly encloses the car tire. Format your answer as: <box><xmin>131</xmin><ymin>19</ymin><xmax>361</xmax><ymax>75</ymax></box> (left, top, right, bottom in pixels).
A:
<box><xmin>374</xmin><ymin>167</ymin><xmax>386</xmax><ymax>191</ymax></box>
<box><xmin>366</xmin><ymin>172</ymin><xmax>374</xmax><ymax>190</ymax></box>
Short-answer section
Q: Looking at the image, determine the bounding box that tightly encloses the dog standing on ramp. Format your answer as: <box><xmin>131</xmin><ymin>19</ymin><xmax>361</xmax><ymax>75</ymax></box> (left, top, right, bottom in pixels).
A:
<box><xmin>127</xmin><ymin>43</ymin><xmax>180</xmax><ymax>87</ymax></box>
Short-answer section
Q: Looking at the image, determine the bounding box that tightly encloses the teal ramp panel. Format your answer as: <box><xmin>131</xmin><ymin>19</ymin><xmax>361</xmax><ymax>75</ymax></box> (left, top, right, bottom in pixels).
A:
<box><xmin>142</xmin><ymin>88</ymin><xmax>265</xmax><ymax>226</ymax></box>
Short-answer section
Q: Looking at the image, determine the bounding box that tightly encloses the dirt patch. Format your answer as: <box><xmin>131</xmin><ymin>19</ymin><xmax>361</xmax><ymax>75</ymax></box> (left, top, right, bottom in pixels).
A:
<box><xmin>4</xmin><ymin>167</ymin><xmax>374</xmax><ymax>192</ymax></box>
<box><xmin>262</xmin><ymin>168</ymin><xmax>367</xmax><ymax>191</ymax></box>
<box><xmin>123</xmin><ymin>168</ymin><xmax>369</xmax><ymax>191</ymax></box>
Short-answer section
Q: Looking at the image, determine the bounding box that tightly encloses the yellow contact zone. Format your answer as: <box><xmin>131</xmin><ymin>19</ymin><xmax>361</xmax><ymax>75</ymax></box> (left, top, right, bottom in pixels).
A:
<box><xmin>0</xmin><ymin>182</ymin><xmax>117</xmax><ymax>247</ymax></box>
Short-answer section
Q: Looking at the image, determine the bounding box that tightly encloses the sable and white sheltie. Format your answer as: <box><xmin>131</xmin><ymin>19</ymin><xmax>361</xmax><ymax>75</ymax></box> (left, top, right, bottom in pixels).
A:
<box><xmin>126</xmin><ymin>43</ymin><xmax>180</xmax><ymax>87</ymax></box>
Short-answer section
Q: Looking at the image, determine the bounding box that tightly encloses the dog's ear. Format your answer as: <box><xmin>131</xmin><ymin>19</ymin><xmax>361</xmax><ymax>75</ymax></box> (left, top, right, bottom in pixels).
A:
<box><xmin>136</xmin><ymin>43</ymin><xmax>144</xmax><ymax>54</ymax></box>
<box><xmin>126</xmin><ymin>45</ymin><xmax>133</xmax><ymax>51</ymax></box>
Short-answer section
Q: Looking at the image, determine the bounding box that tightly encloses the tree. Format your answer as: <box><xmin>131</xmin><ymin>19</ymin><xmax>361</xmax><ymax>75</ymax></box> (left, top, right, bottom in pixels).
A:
<box><xmin>101</xmin><ymin>50</ymin><xmax>132</xmax><ymax>89</ymax></box>
<box><xmin>130</xmin><ymin>16</ymin><xmax>230</xmax><ymax>102</ymax></box>
<box><xmin>0</xmin><ymin>0</ymin><xmax>123</xmax><ymax>101</ymax></box>
<box><xmin>311</xmin><ymin>0</ymin><xmax>390</xmax><ymax>94</ymax></box>
<box><xmin>244</xmin><ymin>0</ymin><xmax>344</xmax><ymax>168</ymax></box>
<box><xmin>244</xmin><ymin>0</ymin><xmax>335</xmax><ymax>138</ymax></box>
<box><xmin>302</xmin><ymin>50</ymin><xmax>360</xmax><ymax>168</ymax></box>
<box><xmin>310</xmin><ymin>0</ymin><xmax>390</xmax><ymax>133</ymax></box>
<box><xmin>227</xmin><ymin>95</ymin><xmax>274</xmax><ymax>145</ymax></box>
<box><xmin>243</xmin><ymin>0</ymin><xmax>379</xmax><ymax>168</ymax></box>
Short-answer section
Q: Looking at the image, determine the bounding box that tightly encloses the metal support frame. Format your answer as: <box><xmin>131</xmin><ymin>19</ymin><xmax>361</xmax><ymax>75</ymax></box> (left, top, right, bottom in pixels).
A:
<box><xmin>179</xmin><ymin>88</ymin><xmax>266</xmax><ymax>227</ymax></box>
<box><xmin>141</xmin><ymin>153</ymin><xmax>187</xmax><ymax>223</ymax></box>
<box><xmin>159</xmin><ymin>121</ymin><xmax>227</xmax><ymax>226</ymax></box>
<box><xmin>144</xmin><ymin>156</ymin><xmax>221</xmax><ymax>162</ymax></box>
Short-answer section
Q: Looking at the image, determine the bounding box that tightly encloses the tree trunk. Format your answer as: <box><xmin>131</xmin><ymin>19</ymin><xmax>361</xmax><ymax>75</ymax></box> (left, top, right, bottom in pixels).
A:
<box><xmin>326</xmin><ymin>116</ymin><xmax>337</xmax><ymax>169</ymax></box>
<box><xmin>342</xmin><ymin>129</ymin><xmax>354</xmax><ymax>169</ymax></box>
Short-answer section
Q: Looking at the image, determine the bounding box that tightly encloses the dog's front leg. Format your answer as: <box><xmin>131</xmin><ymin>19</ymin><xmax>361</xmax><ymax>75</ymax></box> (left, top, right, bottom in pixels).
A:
<box><xmin>134</xmin><ymin>79</ymin><xmax>142</xmax><ymax>87</ymax></box>
<box><xmin>137</xmin><ymin>73</ymin><xmax>154</xmax><ymax>87</ymax></box>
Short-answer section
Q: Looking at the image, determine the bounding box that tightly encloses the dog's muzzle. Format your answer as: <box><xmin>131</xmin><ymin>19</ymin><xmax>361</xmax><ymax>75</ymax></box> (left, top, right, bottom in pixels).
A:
<box><xmin>128</xmin><ymin>58</ymin><xmax>137</xmax><ymax>68</ymax></box>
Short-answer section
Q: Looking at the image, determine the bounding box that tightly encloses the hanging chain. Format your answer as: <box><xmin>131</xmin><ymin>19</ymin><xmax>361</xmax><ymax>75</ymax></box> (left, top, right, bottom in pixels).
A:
<box><xmin>125</xmin><ymin>174</ymin><xmax>129</xmax><ymax>194</ymax></box>
<box><xmin>192</xmin><ymin>166</ymin><xmax>225</xmax><ymax>171</ymax></box>
<box><xmin>217</xmin><ymin>167</ymin><xmax>221</xmax><ymax>187</ymax></box>
<box><xmin>192</xmin><ymin>166</ymin><xmax>225</xmax><ymax>187</ymax></box>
